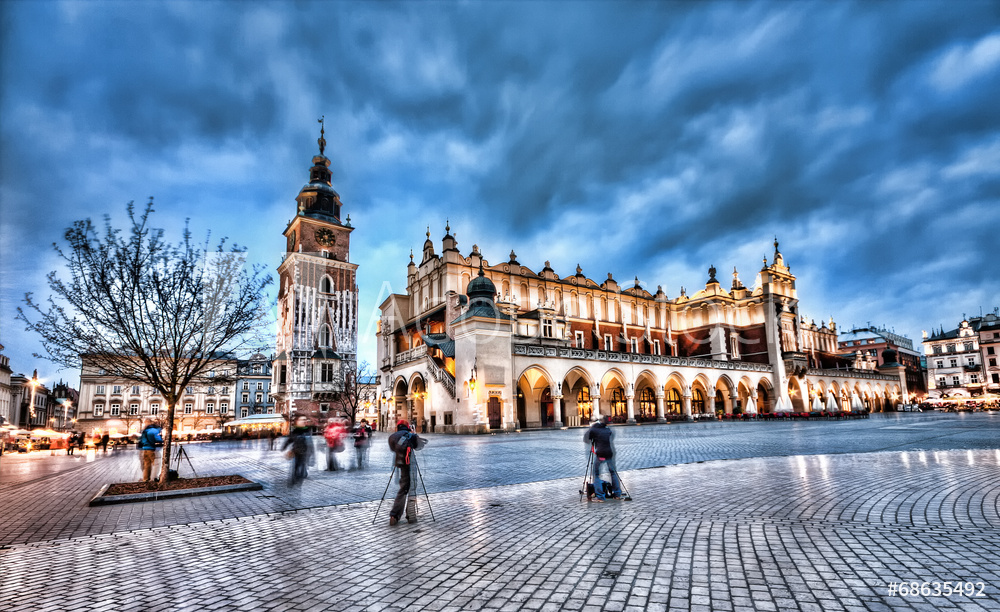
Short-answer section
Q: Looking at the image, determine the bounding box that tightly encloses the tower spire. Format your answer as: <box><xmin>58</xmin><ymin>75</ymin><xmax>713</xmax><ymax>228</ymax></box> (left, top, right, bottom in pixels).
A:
<box><xmin>317</xmin><ymin>116</ymin><xmax>326</xmax><ymax>156</ymax></box>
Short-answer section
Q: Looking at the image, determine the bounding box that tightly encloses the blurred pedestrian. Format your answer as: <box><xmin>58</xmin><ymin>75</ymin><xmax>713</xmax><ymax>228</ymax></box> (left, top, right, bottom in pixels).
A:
<box><xmin>583</xmin><ymin>415</ymin><xmax>620</xmax><ymax>502</ymax></box>
<box><xmin>353</xmin><ymin>419</ymin><xmax>370</xmax><ymax>469</ymax></box>
<box><xmin>99</xmin><ymin>432</ymin><xmax>110</xmax><ymax>453</ymax></box>
<box><xmin>282</xmin><ymin>415</ymin><xmax>313</xmax><ymax>486</ymax></box>
<box><xmin>323</xmin><ymin>417</ymin><xmax>346</xmax><ymax>471</ymax></box>
<box><xmin>137</xmin><ymin>419</ymin><xmax>163</xmax><ymax>482</ymax></box>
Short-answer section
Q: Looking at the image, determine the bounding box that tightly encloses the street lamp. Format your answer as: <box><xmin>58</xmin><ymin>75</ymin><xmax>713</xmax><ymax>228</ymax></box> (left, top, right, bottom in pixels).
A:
<box><xmin>27</xmin><ymin>370</ymin><xmax>41</xmax><ymax>428</ymax></box>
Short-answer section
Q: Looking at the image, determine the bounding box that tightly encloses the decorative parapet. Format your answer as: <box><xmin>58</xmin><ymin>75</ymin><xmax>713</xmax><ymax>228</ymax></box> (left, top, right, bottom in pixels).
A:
<box><xmin>807</xmin><ymin>368</ymin><xmax>896</xmax><ymax>381</ymax></box>
<box><xmin>394</xmin><ymin>346</ymin><xmax>426</xmax><ymax>367</ymax></box>
<box><xmin>513</xmin><ymin>344</ymin><xmax>772</xmax><ymax>373</ymax></box>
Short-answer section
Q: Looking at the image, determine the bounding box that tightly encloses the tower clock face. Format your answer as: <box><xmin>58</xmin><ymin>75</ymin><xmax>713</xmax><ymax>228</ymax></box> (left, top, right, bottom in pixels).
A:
<box><xmin>316</xmin><ymin>228</ymin><xmax>336</xmax><ymax>247</ymax></box>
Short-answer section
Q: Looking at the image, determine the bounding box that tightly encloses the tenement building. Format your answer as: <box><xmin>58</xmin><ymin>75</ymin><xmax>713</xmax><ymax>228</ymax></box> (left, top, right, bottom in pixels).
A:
<box><xmin>76</xmin><ymin>356</ymin><xmax>238</xmax><ymax>436</ymax></box>
<box><xmin>378</xmin><ymin>231</ymin><xmax>907</xmax><ymax>433</ymax></box>
<box><xmin>923</xmin><ymin>310</ymin><xmax>1000</xmax><ymax>403</ymax></box>
<box><xmin>271</xmin><ymin>122</ymin><xmax>358</xmax><ymax>424</ymax></box>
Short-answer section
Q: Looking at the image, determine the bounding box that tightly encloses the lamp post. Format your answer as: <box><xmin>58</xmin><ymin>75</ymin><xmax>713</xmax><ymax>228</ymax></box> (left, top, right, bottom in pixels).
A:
<box><xmin>27</xmin><ymin>370</ymin><xmax>40</xmax><ymax>429</ymax></box>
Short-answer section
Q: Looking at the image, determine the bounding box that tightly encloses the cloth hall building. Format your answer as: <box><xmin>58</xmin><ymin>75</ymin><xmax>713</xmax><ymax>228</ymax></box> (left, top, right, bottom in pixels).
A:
<box><xmin>377</xmin><ymin>231</ymin><xmax>908</xmax><ymax>434</ymax></box>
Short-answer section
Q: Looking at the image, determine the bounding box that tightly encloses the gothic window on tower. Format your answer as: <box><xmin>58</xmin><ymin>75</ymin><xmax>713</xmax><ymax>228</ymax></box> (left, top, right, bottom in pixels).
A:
<box><xmin>321</xmin><ymin>276</ymin><xmax>333</xmax><ymax>293</ymax></box>
<box><xmin>321</xmin><ymin>325</ymin><xmax>332</xmax><ymax>347</ymax></box>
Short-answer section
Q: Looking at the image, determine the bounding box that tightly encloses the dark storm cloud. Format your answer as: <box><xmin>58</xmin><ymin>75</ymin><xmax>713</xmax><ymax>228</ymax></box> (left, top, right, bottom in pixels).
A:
<box><xmin>1</xmin><ymin>0</ymin><xmax>999</xmax><ymax>380</ymax></box>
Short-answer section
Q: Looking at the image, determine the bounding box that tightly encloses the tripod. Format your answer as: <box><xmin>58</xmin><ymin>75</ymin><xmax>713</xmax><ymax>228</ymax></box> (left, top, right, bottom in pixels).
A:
<box><xmin>174</xmin><ymin>444</ymin><xmax>198</xmax><ymax>478</ymax></box>
<box><xmin>372</xmin><ymin>454</ymin><xmax>435</xmax><ymax>524</ymax></box>
<box><xmin>579</xmin><ymin>444</ymin><xmax>632</xmax><ymax>501</ymax></box>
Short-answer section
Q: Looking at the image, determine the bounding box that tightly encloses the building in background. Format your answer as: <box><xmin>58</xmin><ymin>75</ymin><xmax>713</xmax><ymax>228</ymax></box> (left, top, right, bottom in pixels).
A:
<box><xmin>10</xmin><ymin>371</ymin><xmax>50</xmax><ymax>429</ymax></box>
<box><xmin>922</xmin><ymin>310</ymin><xmax>1000</xmax><ymax>405</ymax></box>
<box><xmin>838</xmin><ymin>327</ymin><xmax>927</xmax><ymax>401</ymax></box>
<box><xmin>379</xmin><ymin>234</ymin><xmax>907</xmax><ymax>434</ymax></box>
<box><xmin>76</xmin><ymin>356</ymin><xmax>237</xmax><ymax>436</ymax></box>
<box><xmin>50</xmin><ymin>381</ymin><xmax>79</xmax><ymax>431</ymax></box>
<box><xmin>979</xmin><ymin>311</ymin><xmax>1000</xmax><ymax>401</ymax></box>
<box><xmin>236</xmin><ymin>354</ymin><xmax>275</xmax><ymax>418</ymax></box>
<box><xmin>271</xmin><ymin>124</ymin><xmax>359</xmax><ymax>428</ymax></box>
<box><xmin>0</xmin><ymin>345</ymin><xmax>12</xmax><ymax>426</ymax></box>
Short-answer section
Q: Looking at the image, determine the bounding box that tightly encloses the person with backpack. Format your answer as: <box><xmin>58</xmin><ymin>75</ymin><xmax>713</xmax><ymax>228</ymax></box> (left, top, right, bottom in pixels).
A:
<box><xmin>137</xmin><ymin>419</ymin><xmax>163</xmax><ymax>482</ymax></box>
<box><xmin>387</xmin><ymin>419</ymin><xmax>426</xmax><ymax>525</ymax></box>
<box><xmin>583</xmin><ymin>415</ymin><xmax>621</xmax><ymax>502</ymax></box>
<box><xmin>283</xmin><ymin>415</ymin><xmax>313</xmax><ymax>486</ymax></box>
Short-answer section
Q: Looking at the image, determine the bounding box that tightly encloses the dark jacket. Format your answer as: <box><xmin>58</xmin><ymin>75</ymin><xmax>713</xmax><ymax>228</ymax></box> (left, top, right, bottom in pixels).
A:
<box><xmin>584</xmin><ymin>422</ymin><xmax>614</xmax><ymax>458</ymax></box>
<box><xmin>137</xmin><ymin>425</ymin><xmax>162</xmax><ymax>451</ymax></box>
<box><xmin>388</xmin><ymin>424</ymin><xmax>422</xmax><ymax>467</ymax></box>
<box><xmin>283</xmin><ymin>427</ymin><xmax>313</xmax><ymax>458</ymax></box>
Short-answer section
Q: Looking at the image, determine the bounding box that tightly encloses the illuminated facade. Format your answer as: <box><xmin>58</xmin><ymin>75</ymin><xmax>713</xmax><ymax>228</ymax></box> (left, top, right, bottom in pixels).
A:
<box><xmin>378</xmin><ymin>231</ymin><xmax>907</xmax><ymax>434</ymax></box>
<box><xmin>271</xmin><ymin>123</ymin><xmax>358</xmax><ymax>426</ymax></box>
<box><xmin>923</xmin><ymin>310</ymin><xmax>1000</xmax><ymax>401</ymax></box>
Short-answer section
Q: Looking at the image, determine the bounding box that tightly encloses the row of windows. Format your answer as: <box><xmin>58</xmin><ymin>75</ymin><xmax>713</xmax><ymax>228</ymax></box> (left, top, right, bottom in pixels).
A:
<box><xmin>91</xmin><ymin>401</ymin><xmax>231</xmax><ymax>417</ymax></box>
<box><xmin>932</xmin><ymin>341</ymin><xmax>977</xmax><ymax>354</ymax></box>
<box><xmin>94</xmin><ymin>385</ymin><xmax>231</xmax><ymax>396</ymax></box>
<box><xmin>242</xmin><ymin>381</ymin><xmax>268</xmax><ymax>390</ymax></box>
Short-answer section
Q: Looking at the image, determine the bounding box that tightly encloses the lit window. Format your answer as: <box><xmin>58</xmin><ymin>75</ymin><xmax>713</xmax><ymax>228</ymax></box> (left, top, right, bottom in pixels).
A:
<box><xmin>94</xmin><ymin>404</ymin><xmax>105</xmax><ymax>417</ymax></box>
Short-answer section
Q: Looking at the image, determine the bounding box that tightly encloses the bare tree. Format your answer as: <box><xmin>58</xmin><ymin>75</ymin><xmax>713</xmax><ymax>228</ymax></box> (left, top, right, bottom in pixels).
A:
<box><xmin>332</xmin><ymin>360</ymin><xmax>375</xmax><ymax>426</ymax></box>
<box><xmin>19</xmin><ymin>200</ymin><xmax>272</xmax><ymax>487</ymax></box>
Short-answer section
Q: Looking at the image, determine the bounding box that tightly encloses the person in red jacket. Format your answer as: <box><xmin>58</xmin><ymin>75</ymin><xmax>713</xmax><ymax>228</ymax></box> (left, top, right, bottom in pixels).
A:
<box><xmin>323</xmin><ymin>417</ymin><xmax>346</xmax><ymax>471</ymax></box>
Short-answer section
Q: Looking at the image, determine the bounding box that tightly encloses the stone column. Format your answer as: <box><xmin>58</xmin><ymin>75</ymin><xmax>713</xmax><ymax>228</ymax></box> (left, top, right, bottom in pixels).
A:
<box><xmin>729</xmin><ymin>391</ymin><xmax>739</xmax><ymax>415</ymax></box>
<box><xmin>591</xmin><ymin>383</ymin><xmax>601</xmax><ymax>420</ymax></box>
<box><xmin>625</xmin><ymin>393</ymin><xmax>635</xmax><ymax>424</ymax></box>
<box><xmin>553</xmin><ymin>395</ymin><xmax>564</xmax><ymax>428</ymax></box>
<box><xmin>655</xmin><ymin>389</ymin><xmax>665</xmax><ymax>422</ymax></box>
<box><xmin>707</xmin><ymin>395</ymin><xmax>716</xmax><ymax>418</ymax></box>
<box><xmin>683</xmin><ymin>391</ymin><xmax>692</xmax><ymax>421</ymax></box>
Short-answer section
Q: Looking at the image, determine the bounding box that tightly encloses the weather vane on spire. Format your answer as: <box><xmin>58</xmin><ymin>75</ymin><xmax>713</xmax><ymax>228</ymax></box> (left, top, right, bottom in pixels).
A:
<box><xmin>317</xmin><ymin>116</ymin><xmax>326</xmax><ymax>155</ymax></box>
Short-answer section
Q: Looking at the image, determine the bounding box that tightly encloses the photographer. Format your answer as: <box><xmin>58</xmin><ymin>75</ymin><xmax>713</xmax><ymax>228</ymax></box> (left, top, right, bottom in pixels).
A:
<box><xmin>387</xmin><ymin>419</ymin><xmax>425</xmax><ymax>525</ymax></box>
<box><xmin>583</xmin><ymin>415</ymin><xmax>621</xmax><ymax>502</ymax></box>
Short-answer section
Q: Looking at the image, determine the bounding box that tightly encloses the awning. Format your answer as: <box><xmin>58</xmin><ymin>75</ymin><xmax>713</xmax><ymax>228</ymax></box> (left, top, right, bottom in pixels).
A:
<box><xmin>223</xmin><ymin>414</ymin><xmax>287</xmax><ymax>427</ymax></box>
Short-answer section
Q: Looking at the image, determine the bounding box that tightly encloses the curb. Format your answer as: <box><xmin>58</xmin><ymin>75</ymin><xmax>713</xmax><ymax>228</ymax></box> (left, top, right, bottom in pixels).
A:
<box><xmin>88</xmin><ymin>481</ymin><xmax>264</xmax><ymax>506</ymax></box>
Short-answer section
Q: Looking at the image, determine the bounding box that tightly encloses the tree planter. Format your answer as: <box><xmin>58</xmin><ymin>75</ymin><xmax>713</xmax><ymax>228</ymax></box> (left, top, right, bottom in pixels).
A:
<box><xmin>88</xmin><ymin>475</ymin><xmax>261</xmax><ymax>506</ymax></box>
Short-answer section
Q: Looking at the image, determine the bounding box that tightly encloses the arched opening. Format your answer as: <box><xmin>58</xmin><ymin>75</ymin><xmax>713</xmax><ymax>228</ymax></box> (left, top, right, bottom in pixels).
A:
<box><xmin>756</xmin><ymin>382</ymin><xmax>771</xmax><ymax>413</ymax></box>
<box><xmin>609</xmin><ymin>388</ymin><xmax>626</xmax><ymax>422</ymax></box>
<box><xmin>411</xmin><ymin>377</ymin><xmax>426</xmax><ymax>433</ymax></box>
<box><xmin>691</xmin><ymin>388</ymin><xmax>705</xmax><ymax>414</ymax></box>
<box><xmin>637</xmin><ymin>387</ymin><xmax>656</xmax><ymax>421</ymax></box>
<box><xmin>577</xmin><ymin>385</ymin><xmax>593</xmax><ymax>423</ymax></box>
<box><xmin>665</xmin><ymin>388</ymin><xmax>682</xmax><ymax>415</ymax></box>
<box><xmin>540</xmin><ymin>387</ymin><xmax>553</xmax><ymax>427</ymax></box>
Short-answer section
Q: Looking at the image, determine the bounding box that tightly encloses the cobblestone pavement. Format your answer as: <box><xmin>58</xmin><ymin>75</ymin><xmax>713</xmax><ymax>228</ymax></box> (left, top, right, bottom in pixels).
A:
<box><xmin>1</xmin><ymin>412</ymin><xmax>999</xmax><ymax>611</ymax></box>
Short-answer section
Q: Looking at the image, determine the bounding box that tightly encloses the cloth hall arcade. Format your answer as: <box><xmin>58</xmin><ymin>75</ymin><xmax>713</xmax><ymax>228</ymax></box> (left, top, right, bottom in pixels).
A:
<box><xmin>378</xmin><ymin>231</ymin><xmax>908</xmax><ymax>434</ymax></box>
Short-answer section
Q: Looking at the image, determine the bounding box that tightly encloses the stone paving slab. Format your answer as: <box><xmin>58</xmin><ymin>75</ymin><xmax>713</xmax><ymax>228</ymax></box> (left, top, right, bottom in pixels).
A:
<box><xmin>1</xmin><ymin>412</ymin><xmax>999</xmax><ymax>547</ymax></box>
<box><xmin>2</xmin><ymin>449</ymin><xmax>999</xmax><ymax>611</ymax></box>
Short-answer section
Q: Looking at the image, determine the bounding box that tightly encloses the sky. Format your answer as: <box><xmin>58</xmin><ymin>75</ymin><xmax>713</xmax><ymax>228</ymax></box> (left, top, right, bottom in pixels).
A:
<box><xmin>2</xmin><ymin>0</ymin><xmax>999</xmax><ymax>388</ymax></box>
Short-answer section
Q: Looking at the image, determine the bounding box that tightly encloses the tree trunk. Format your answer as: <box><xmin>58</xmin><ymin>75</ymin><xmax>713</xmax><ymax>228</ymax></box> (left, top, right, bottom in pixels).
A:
<box><xmin>157</xmin><ymin>400</ymin><xmax>176</xmax><ymax>489</ymax></box>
